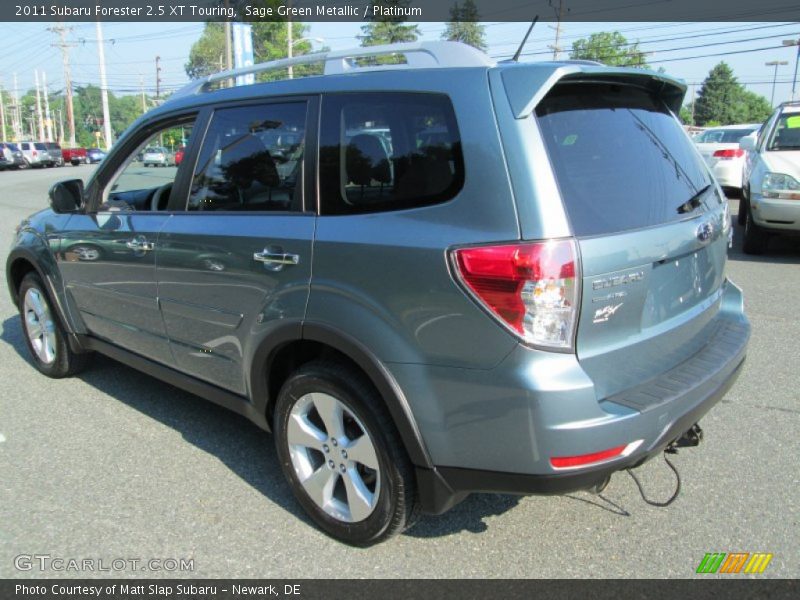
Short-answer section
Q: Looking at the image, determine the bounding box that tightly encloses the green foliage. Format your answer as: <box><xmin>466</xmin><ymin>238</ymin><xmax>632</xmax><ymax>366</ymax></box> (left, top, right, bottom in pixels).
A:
<box><xmin>441</xmin><ymin>0</ymin><xmax>487</xmax><ymax>51</ymax></box>
<box><xmin>693</xmin><ymin>62</ymin><xmax>772</xmax><ymax>126</ymax></box>
<box><xmin>679</xmin><ymin>105</ymin><xmax>694</xmax><ymax>125</ymax></box>
<box><xmin>570</xmin><ymin>31</ymin><xmax>649</xmax><ymax>67</ymax></box>
<box><xmin>185</xmin><ymin>21</ymin><xmax>320</xmax><ymax>82</ymax></box>
<box><xmin>359</xmin><ymin>1</ymin><xmax>420</xmax><ymax>46</ymax></box>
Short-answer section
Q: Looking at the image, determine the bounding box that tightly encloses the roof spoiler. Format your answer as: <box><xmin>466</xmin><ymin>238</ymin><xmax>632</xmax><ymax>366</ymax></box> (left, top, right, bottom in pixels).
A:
<box><xmin>500</xmin><ymin>64</ymin><xmax>687</xmax><ymax>118</ymax></box>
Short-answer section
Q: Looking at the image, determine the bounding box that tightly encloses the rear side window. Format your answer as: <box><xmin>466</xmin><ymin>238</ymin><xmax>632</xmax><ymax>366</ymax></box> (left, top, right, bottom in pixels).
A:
<box><xmin>536</xmin><ymin>83</ymin><xmax>714</xmax><ymax>237</ymax></box>
<box><xmin>319</xmin><ymin>92</ymin><xmax>464</xmax><ymax>215</ymax></box>
<box><xmin>188</xmin><ymin>102</ymin><xmax>307</xmax><ymax>212</ymax></box>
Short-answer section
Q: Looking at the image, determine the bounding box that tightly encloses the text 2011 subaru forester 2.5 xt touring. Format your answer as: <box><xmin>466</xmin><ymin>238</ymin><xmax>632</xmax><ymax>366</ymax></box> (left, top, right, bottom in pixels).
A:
<box><xmin>6</xmin><ymin>42</ymin><xmax>750</xmax><ymax>546</ymax></box>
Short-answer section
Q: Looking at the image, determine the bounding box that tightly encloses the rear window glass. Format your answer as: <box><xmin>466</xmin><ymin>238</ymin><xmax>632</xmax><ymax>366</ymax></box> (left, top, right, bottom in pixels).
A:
<box><xmin>34</xmin><ymin>143</ymin><xmax>47</xmax><ymax>150</ymax></box>
<box><xmin>319</xmin><ymin>92</ymin><xmax>464</xmax><ymax>215</ymax></box>
<box><xmin>536</xmin><ymin>83</ymin><xmax>715</xmax><ymax>237</ymax></box>
<box><xmin>696</xmin><ymin>128</ymin><xmax>757</xmax><ymax>143</ymax></box>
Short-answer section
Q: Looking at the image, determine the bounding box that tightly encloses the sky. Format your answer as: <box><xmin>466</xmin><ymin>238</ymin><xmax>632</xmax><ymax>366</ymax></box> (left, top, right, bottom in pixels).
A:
<box><xmin>1</xmin><ymin>20</ymin><xmax>798</xmax><ymax>109</ymax></box>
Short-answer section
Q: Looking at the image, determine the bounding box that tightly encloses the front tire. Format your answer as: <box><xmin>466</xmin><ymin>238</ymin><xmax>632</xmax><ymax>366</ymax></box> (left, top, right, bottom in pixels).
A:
<box><xmin>274</xmin><ymin>360</ymin><xmax>418</xmax><ymax>546</ymax></box>
<box><xmin>737</xmin><ymin>191</ymin><xmax>749</xmax><ymax>226</ymax></box>
<box><xmin>743</xmin><ymin>206</ymin><xmax>768</xmax><ymax>255</ymax></box>
<box><xmin>18</xmin><ymin>273</ymin><xmax>88</xmax><ymax>378</ymax></box>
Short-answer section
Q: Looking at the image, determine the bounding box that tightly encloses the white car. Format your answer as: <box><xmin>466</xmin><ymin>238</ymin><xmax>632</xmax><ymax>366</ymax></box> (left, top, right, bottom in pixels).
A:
<box><xmin>694</xmin><ymin>124</ymin><xmax>761</xmax><ymax>195</ymax></box>
<box><xmin>739</xmin><ymin>103</ymin><xmax>800</xmax><ymax>254</ymax></box>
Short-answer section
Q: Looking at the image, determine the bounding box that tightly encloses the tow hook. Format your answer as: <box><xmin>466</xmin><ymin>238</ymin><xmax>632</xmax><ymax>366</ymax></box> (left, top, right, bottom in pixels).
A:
<box><xmin>668</xmin><ymin>423</ymin><xmax>703</xmax><ymax>452</ymax></box>
<box><xmin>626</xmin><ymin>422</ymin><xmax>704</xmax><ymax>507</ymax></box>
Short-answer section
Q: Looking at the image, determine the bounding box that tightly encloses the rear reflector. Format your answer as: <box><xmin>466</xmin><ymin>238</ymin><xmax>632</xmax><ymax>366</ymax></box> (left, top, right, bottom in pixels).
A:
<box><xmin>550</xmin><ymin>440</ymin><xmax>643</xmax><ymax>470</ymax></box>
<box><xmin>452</xmin><ymin>239</ymin><xmax>579</xmax><ymax>349</ymax></box>
<box><xmin>712</xmin><ymin>149</ymin><xmax>745</xmax><ymax>159</ymax></box>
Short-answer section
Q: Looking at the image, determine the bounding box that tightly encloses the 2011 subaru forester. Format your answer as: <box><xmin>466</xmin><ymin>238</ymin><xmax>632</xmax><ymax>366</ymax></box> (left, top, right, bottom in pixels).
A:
<box><xmin>6</xmin><ymin>42</ymin><xmax>750</xmax><ymax>546</ymax></box>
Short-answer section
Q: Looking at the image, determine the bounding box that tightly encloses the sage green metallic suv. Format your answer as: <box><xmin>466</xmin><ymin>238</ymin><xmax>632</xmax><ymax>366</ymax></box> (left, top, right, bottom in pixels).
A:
<box><xmin>6</xmin><ymin>42</ymin><xmax>749</xmax><ymax>546</ymax></box>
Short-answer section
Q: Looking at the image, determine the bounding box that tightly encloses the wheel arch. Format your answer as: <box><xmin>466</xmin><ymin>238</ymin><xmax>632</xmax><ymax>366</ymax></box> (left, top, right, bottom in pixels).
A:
<box><xmin>249</xmin><ymin>321</ymin><xmax>433</xmax><ymax>469</ymax></box>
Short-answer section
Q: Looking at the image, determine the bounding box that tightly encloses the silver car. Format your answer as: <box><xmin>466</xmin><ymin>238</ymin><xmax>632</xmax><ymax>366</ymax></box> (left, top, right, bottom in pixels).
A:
<box><xmin>142</xmin><ymin>146</ymin><xmax>174</xmax><ymax>167</ymax></box>
<box><xmin>18</xmin><ymin>141</ymin><xmax>53</xmax><ymax>168</ymax></box>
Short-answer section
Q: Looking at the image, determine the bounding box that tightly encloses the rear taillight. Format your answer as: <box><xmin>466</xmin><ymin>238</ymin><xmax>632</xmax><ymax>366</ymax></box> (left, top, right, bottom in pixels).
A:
<box><xmin>32</xmin><ymin>150</ymin><xmax>38</xmax><ymax>157</ymax></box>
<box><xmin>712</xmin><ymin>149</ymin><xmax>744</xmax><ymax>160</ymax></box>
<box><xmin>452</xmin><ymin>239</ymin><xmax>580</xmax><ymax>350</ymax></box>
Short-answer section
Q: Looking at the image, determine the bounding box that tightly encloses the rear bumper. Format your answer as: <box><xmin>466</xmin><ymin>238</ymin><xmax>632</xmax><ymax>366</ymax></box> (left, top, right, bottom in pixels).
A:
<box><xmin>400</xmin><ymin>280</ymin><xmax>750</xmax><ymax>514</ymax></box>
<box><xmin>417</xmin><ymin>354</ymin><xmax>744</xmax><ymax>513</ymax></box>
<box><xmin>711</xmin><ymin>159</ymin><xmax>745</xmax><ymax>189</ymax></box>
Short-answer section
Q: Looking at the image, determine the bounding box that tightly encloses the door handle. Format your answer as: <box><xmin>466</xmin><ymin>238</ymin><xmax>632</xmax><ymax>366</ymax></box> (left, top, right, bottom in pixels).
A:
<box><xmin>253</xmin><ymin>249</ymin><xmax>300</xmax><ymax>266</ymax></box>
<box><xmin>126</xmin><ymin>236</ymin><xmax>155</xmax><ymax>251</ymax></box>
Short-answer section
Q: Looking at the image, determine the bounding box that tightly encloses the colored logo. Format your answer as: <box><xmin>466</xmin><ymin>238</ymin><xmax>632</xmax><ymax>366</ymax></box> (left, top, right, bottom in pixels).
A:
<box><xmin>696</xmin><ymin>552</ymin><xmax>773</xmax><ymax>574</ymax></box>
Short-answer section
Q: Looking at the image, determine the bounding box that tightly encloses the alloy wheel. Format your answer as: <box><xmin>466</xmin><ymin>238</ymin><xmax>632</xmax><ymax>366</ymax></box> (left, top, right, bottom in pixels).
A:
<box><xmin>23</xmin><ymin>288</ymin><xmax>57</xmax><ymax>365</ymax></box>
<box><xmin>286</xmin><ymin>392</ymin><xmax>381</xmax><ymax>523</ymax></box>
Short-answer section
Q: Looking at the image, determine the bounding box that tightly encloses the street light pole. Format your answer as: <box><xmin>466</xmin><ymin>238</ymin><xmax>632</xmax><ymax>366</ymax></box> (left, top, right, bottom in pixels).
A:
<box><xmin>766</xmin><ymin>60</ymin><xmax>789</xmax><ymax>107</ymax></box>
<box><xmin>783</xmin><ymin>39</ymin><xmax>800</xmax><ymax>101</ymax></box>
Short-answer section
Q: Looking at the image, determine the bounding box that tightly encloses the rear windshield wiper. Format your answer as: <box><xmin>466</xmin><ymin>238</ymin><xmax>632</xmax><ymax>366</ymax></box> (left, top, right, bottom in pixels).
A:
<box><xmin>676</xmin><ymin>184</ymin><xmax>712</xmax><ymax>215</ymax></box>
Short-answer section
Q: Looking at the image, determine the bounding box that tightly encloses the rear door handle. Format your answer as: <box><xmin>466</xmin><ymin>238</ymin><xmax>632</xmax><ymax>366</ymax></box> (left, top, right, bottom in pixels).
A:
<box><xmin>126</xmin><ymin>236</ymin><xmax>154</xmax><ymax>251</ymax></box>
<box><xmin>253</xmin><ymin>249</ymin><xmax>300</xmax><ymax>266</ymax></box>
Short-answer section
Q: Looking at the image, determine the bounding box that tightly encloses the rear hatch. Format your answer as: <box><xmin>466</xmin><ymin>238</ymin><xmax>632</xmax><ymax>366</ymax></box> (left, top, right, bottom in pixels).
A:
<box><xmin>534</xmin><ymin>79</ymin><xmax>730</xmax><ymax>400</ymax></box>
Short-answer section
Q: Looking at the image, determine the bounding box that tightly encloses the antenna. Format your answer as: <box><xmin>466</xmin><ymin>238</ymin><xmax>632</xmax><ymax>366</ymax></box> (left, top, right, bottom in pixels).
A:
<box><xmin>511</xmin><ymin>17</ymin><xmax>539</xmax><ymax>62</ymax></box>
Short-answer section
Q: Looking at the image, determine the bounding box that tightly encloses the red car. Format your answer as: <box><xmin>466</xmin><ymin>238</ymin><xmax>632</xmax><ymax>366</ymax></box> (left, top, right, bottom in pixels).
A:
<box><xmin>175</xmin><ymin>146</ymin><xmax>185</xmax><ymax>165</ymax></box>
<box><xmin>61</xmin><ymin>147</ymin><xmax>87</xmax><ymax>166</ymax></box>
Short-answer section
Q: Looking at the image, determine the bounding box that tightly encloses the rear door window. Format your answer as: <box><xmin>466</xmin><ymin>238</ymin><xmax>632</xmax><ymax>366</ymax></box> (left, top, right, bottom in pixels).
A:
<box><xmin>187</xmin><ymin>102</ymin><xmax>307</xmax><ymax>212</ymax></box>
<box><xmin>319</xmin><ymin>92</ymin><xmax>464</xmax><ymax>215</ymax></box>
<box><xmin>536</xmin><ymin>82</ymin><xmax>715</xmax><ymax>237</ymax></box>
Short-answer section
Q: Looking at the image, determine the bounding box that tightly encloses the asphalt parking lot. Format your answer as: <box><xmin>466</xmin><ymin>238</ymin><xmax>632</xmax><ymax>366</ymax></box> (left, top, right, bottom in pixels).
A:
<box><xmin>0</xmin><ymin>165</ymin><xmax>798</xmax><ymax>579</ymax></box>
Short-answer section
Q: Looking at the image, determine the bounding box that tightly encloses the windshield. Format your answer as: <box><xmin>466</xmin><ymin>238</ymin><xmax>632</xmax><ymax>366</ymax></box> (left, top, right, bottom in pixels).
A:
<box><xmin>536</xmin><ymin>82</ymin><xmax>715</xmax><ymax>237</ymax></box>
<box><xmin>767</xmin><ymin>113</ymin><xmax>800</xmax><ymax>151</ymax></box>
<box><xmin>697</xmin><ymin>128</ymin><xmax>758</xmax><ymax>143</ymax></box>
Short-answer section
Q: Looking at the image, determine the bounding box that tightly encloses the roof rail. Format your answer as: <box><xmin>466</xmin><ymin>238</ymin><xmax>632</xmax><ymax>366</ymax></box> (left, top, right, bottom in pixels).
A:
<box><xmin>171</xmin><ymin>41</ymin><xmax>495</xmax><ymax>100</ymax></box>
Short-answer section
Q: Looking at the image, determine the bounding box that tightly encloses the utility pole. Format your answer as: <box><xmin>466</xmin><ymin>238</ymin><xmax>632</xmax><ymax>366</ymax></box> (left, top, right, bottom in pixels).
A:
<box><xmin>287</xmin><ymin>1</ymin><xmax>294</xmax><ymax>79</ymax></box>
<box><xmin>155</xmin><ymin>56</ymin><xmax>162</xmax><ymax>101</ymax></box>
<box><xmin>548</xmin><ymin>0</ymin><xmax>567</xmax><ymax>60</ymax></box>
<box><xmin>96</xmin><ymin>21</ymin><xmax>113</xmax><ymax>150</ymax></box>
<box><xmin>13</xmin><ymin>73</ymin><xmax>22</xmax><ymax>140</ymax></box>
<box><xmin>49</xmin><ymin>25</ymin><xmax>76</xmax><ymax>147</ymax></box>
<box><xmin>766</xmin><ymin>60</ymin><xmax>788</xmax><ymax>107</ymax></box>
<box><xmin>783</xmin><ymin>38</ymin><xmax>800</xmax><ymax>101</ymax></box>
<box><xmin>690</xmin><ymin>83</ymin><xmax>696</xmax><ymax>125</ymax></box>
<box><xmin>139</xmin><ymin>75</ymin><xmax>146</xmax><ymax>113</ymax></box>
<box><xmin>34</xmin><ymin>70</ymin><xmax>44</xmax><ymax>140</ymax></box>
<box><xmin>224</xmin><ymin>0</ymin><xmax>233</xmax><ymax>85</ymax></box>
<box><xmin>0</xmin><ymin>83</ymin><xmax>6</xmax><ymax>141</ymax></box>
<box><xmin>42</xmin><ymin>71</ymin><xmax>53</xmax><ymax>142</ymax></box>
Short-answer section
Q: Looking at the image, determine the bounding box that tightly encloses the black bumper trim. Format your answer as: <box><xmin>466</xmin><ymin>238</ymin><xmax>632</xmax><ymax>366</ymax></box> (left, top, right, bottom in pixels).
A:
<box><xmin>416</xmin><ymin>355</ymin><xmax>746</xmax><ymax>515</ymax></box>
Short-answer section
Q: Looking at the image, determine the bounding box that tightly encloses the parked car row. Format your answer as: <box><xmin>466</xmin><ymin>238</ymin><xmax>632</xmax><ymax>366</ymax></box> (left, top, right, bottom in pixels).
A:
<box><xmin>738</xmin><ymin>101</ymin><xmax>800</xmax><ymax>254</ymax></box>
<box><xmin>0</xmin><ymin>142</ymin><xmax>107</xmax><ymax>170</ymax></box>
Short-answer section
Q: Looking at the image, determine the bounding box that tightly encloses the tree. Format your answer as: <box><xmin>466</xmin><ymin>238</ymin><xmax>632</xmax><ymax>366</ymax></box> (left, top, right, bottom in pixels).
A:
<box><xmin>185</xmin><ymin>21</ymin><xmax>319</xmax><ymax>81</ymax></box>
<box><xmin>737</xmin><ymin>89</ymin><xmax>772</xmax><ymax>124</ymax></box>
<box><xmin>570</xmin><ymin>31</ymin><xmax>649</xmax><ymax>67</ymax></box>
<box><xmin>359</xmin><ymin>1</ymin><xmax>420</xmax><ymax>46</ymax></box>
<box><xmin>441</xmin><ymin>0</ymin><xmax>487</xmax><ymax>51</ymax></box>
<box><xmin>693</xmin><ymin>62</ymin><xmax>740</xmax><ymax>125</ymax></box>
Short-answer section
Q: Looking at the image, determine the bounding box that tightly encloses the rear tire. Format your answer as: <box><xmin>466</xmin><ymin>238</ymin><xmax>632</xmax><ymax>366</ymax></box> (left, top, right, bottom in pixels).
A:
<box><xmin>742</xmin><ymin>206</ymin><xmax>768</xmax><ymax>255</ymax></box>
<box><xmin>17</xmin><ymin>273</ymin><xmax>88</xmax><ymax>378</ymax></box>
<box><xmin>274</xmin><ymin>360</ymin><xmax>418</xmax><ymax>546</ymax></box>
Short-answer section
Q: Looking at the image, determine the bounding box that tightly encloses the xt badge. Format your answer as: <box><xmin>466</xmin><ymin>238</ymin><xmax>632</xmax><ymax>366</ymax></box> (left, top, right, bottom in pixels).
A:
<box><xmin>593</xmin><ymin>303</ymin><xmax>623</xmax><ymax>324</ymax></box>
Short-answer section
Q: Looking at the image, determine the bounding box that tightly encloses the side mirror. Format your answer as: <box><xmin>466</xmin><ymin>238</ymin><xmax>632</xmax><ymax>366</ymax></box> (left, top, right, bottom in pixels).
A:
<box><xmin>49</xmin><ymin>179</ymin><xmax>84</xmax><ymax>213</ymax></box>
<box><xmin>739</xmin><ymin>136</ymin><xmax>756</xmax><ymax>152</ymax></box>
